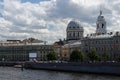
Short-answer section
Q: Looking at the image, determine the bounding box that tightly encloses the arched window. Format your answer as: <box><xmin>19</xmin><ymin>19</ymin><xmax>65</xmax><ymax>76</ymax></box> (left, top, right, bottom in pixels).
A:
<box><xmin>73</xmin><ymin>32</ymin><xmax>75</xmax><ymax>37</ymax></box>
<box><xmin>102</xmin><ymin>24</ymin><xmax>104</xmax><ymax>28</ymax></box>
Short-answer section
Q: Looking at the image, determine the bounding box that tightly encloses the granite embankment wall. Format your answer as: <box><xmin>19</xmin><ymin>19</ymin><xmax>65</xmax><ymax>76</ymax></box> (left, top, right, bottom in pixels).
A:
<box><xmin>24</xmin><ymin>62</ymin><xmax>120</xmax><ymax>75</ymax></box>
<box><xmin>0</xmin><ymin>61</ymin><xmax>23</xmax><ymax>66</ymax></box>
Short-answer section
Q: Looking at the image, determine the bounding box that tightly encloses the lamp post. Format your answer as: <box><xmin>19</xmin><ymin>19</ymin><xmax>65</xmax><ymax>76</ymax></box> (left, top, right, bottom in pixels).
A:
<box><xmin>2</xmin><ymin>57</ymin><xmax>4</xmax><ymax>62</ymax></box>
<box><xmin>59</xmin><ymin>43</ymin><xmax>62</xmax><ymax>61</ymax></box>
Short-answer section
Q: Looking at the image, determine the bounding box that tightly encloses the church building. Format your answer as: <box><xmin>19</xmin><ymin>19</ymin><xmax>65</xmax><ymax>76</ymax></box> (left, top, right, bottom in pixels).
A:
<box><xmin>82</xmin><ymin>10</ymin><xmax>120</xmax><ymax>60</ymax></box>
<box><xmin>55</xmin><ymin>10</ymin><xmax>120</xmax><ymax>60</ymax></box>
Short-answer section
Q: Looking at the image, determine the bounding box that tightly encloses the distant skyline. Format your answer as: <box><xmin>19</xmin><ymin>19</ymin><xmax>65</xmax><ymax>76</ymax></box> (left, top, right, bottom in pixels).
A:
<box><xmin>0</xmin><ymin>0</ymin><xmax>120</xmax><ymax>43</ymax></box>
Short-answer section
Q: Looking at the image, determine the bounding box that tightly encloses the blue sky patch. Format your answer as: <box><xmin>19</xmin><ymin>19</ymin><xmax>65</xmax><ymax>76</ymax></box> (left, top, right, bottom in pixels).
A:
<box><xmin>48</xmin><ymin>25</ymin><xmax>57</xmax><ymax>31</ymax></box>
<box><xmin>0</xmin><ymin>0</ymin><xmax>3</xmax><ymax>2</ymax></box>
<box><xmin>0</xmin><ymin>13</ymin><xmax>3</xmax><ymax>17</ymax></box>
<box><xmin>21</xmin><ymin>0</ymin><xmax>50</xmax><ymax>3</ymax></box>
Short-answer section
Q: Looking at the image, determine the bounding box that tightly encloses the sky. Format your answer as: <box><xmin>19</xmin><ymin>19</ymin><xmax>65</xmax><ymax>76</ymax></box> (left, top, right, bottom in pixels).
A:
<box><xmin>0</xmin><ymin>0</ymin><xmax>120</xmax><ymax>43</ymax></box>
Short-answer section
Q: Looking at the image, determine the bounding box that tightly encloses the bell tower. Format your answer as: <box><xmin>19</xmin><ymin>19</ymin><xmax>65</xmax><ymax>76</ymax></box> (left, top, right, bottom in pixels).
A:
<box><xmin>96</xmin><ymin>10</ymin><xmax>107</xmax><ymax>34</ymax></box>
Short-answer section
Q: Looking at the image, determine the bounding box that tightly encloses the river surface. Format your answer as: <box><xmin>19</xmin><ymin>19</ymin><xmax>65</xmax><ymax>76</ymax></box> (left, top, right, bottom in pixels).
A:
<box><xmin>0</xmin><ymin>67</ymin><xmax>120</xmax><ymax>80</ymax></box>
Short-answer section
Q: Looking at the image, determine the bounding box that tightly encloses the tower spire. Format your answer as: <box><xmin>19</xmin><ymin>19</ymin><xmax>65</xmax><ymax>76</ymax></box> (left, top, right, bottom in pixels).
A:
<box><xmin>100</xmin><ymin>9</ymin><xmax>102</xmax><ymax>15</ymax></box>
<box><xmin>100</xmin><ymin>6</ymin><xmax>102</xmax><ymax>15</ymax></box>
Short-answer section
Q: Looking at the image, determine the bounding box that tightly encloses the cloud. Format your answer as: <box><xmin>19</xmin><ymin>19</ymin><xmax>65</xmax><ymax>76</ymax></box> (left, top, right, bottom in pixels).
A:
<box><xmin>0</xmin><ymin>0</ymin><xmax>120</xmax><ymax>43</ymax></box>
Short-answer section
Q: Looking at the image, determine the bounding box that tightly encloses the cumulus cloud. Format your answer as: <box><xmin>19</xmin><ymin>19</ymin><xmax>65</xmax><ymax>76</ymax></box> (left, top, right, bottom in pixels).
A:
<box><xmin>0</xmin><ymin>0</ymin><xmax>120</xmax><ymax>43</ymax></box>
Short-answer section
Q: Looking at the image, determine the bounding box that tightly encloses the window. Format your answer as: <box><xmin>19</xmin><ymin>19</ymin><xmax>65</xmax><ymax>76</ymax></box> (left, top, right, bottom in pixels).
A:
<box><xmin>116</xmin><ymin>40</ymin><xmax>118</xmax><ymax>43</ymax></box>
<box><xmin>97</xmin><ymin>24</ymin><xmax>99</xmax><ymax>29</ymax></box>
<box><xmin>73</xmin><ymin>32</ymin><xmax>75</xmax><ymax>37</ymax></box>
<box><xmin>85</xmin><ymin>44</ymin><xmax>87</xmax><ymax>46</ymax></box>
<box><xmin>78</xmin><ymin>32</ymin><xmax>79</xmax><ymax>36</ymax></box>
<box><xmin>102</xmin><ymin>24</ymin><xmax>104</xmax><ymax>28</ymax></box>
<box><xmin>96</xmin><ymin>41</ymin><xmax>97</xmax><ymax>44</ymax></box>
<box><xmin>96</xmin><ymin>48</ymin><xmax>98</xmax><ymax>51</ymax></box>
<box><xmin>64</xmin><ymin>54</ymin><xmax>67</xmax><ymax>57</ymax></box>
<box><xmin>69</xmin><ymin>33</ymin><xmax>71</xmax><ymax>37</ymax></box>
<box><xmin>85</xmin><ymin>50</ymin><xmax>88</xmax><ymax>53</ymax></box>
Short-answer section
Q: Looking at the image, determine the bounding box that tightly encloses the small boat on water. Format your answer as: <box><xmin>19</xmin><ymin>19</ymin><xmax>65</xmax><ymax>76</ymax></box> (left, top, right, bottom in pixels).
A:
<box><xmin>14</xmin><ymin>65</ymin><xmax>22</xmax><ymax>68</ymax></box>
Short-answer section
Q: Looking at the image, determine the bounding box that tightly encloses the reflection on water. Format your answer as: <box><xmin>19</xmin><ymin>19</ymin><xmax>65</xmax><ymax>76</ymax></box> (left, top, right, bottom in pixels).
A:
<box><xmin>0</xmin><ymin>67</ymin><xmax>119</xmax><ymax>80</ymax></box>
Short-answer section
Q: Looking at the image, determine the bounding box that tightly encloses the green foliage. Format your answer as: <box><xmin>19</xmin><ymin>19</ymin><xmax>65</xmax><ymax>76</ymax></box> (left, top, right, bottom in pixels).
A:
<box><xmin>114</xmin><ymin>55</ymin><xmax>120</xmax><ymax>61</ymax></box>
<box><xmin>70</xmin><ymin>50</ymin><xmax>85</xmax><ymax>62</ymax></box>
<box><xmin>47</xmin><ymin>52</ymin><xmax>57</xmax><ymax>61</ymax></box>
<box><xmin>43</xmin><ymin>55</ymin><xmax>47</xmax><ymax>61</ymax></box>
<box><xmin>87</xmin><ymin>50</ymin><xmax>100</xmax><ymax>61</ymax></box>
<box><xmin>102</xmin><ymin>52</ymin><xmax>110</xmax><ymax>61</ymax></box>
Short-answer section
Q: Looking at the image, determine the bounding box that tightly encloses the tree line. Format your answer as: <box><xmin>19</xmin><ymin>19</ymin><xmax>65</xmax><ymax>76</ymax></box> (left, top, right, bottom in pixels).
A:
<box><xmin>70</xmin><ymin>50</ymin><xmax>120</xmax><ymax>62</ymax></box>
<box><xmin>45</xmin><ymin>50</ymin><xmax>120</xmax><ymax>62</ymax></box>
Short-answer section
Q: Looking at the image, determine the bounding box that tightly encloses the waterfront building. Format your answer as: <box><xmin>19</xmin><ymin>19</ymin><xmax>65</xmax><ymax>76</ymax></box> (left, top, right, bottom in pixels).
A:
<box><xmin>53</xmin><ymin>40</ymin><xmax>64</xmax><ymax>59</ymax></box>
<box><xmin>61</xmin><ymin>41</ymin><xmax>82</xmax><ymax>60</ymax></box>
<box><xmin>0</xmin><ymin>38</ymin><xmax>54</xmax><ymax>61</ymax></box>
<box><xmin>82</xmin><ymin>32</ymin><xmax>120</xmax><ymax>58</ymax></box>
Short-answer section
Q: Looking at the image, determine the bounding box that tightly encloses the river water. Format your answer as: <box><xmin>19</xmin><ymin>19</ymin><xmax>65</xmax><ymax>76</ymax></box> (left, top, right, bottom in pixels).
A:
<box><xmin>0</xmin><ymin>67</ymin><xmax>120</xmax><ymax>80</ymax></box>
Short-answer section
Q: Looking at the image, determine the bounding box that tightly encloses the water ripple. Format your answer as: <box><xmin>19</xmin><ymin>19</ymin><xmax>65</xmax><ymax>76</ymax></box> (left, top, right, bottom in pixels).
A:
<box><xmin>0</xmin><ymin>67</ymin><xmax>119</xmax><ymax>80</ymax></box>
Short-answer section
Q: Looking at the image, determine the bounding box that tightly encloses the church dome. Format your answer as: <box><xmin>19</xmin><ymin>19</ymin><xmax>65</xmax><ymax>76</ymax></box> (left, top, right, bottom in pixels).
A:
<box><xmin>67</xmin><ymin>19</ymin><xmax>83</xmax><ymax>30</ymax></box>
<box><xmin>66</xmin><ymin>19</ymin><xmax>84</xmax><ymax>41</ymax></box>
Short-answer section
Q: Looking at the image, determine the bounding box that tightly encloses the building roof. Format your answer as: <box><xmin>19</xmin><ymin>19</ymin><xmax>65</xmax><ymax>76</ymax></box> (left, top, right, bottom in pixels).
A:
<box><xmin>97</xmin><ymin>10</ymin><xmax>105</xmax><ymax>21</ymax></box>
<box><xmin>63</xmin><ymin>41</ymin><xmax>81</xmax><ymax>47</ymax></box>
<box><xmin>22</xmin><ymin>37</ymin><xmax>44</xmax><ymax>43</ymax></box>
<box><xmin>67</xmin><ymin>19</ymin><xmax>83</xmax><ymax>30</ymax></box>
<box><xmin>85</xmin><ymin>33</ymin><xmax>114</xmax><ymax>39</ymax></box>
<box><xmin>54</xmin><ymin>41</ymin><xmax>64</xmax><ymax>45</ymax></box>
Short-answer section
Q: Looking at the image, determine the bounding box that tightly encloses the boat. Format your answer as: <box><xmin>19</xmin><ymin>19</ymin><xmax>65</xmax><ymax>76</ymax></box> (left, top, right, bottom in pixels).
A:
<box><xmin>14</xmin><ymin>65</ymin><xmax>22</xmax><ymax>68</ymax></box>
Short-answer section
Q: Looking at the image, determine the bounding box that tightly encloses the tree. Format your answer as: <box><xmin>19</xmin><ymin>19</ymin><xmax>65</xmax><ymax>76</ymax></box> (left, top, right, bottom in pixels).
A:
<box><xmin>115</xmin><ymin>55</ymin><xmax>120</xmax><ymax>61</ymax></box>
<box><xmin>47</xmin><ymin>52</ymin><xmax>57</xmax><ymax>61</ymax></box>
<box><xmin>70</xmin><ymin>50</ymin><xmax>85</xmax><ymax>62</ymax></box>
<box><xmin>43</xmin><ymin>55</ymin><xmax>47</xmax><ymax>61</ymax></box>
<box><xmin>87</xmin><ymin>50</ymin><xmax>100</xmax><ymax>62</ymax></box>
<box><xmin>102</xmin><ymin>52</ymin><xmax>110</xmax><ymax>61</ymax></box>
